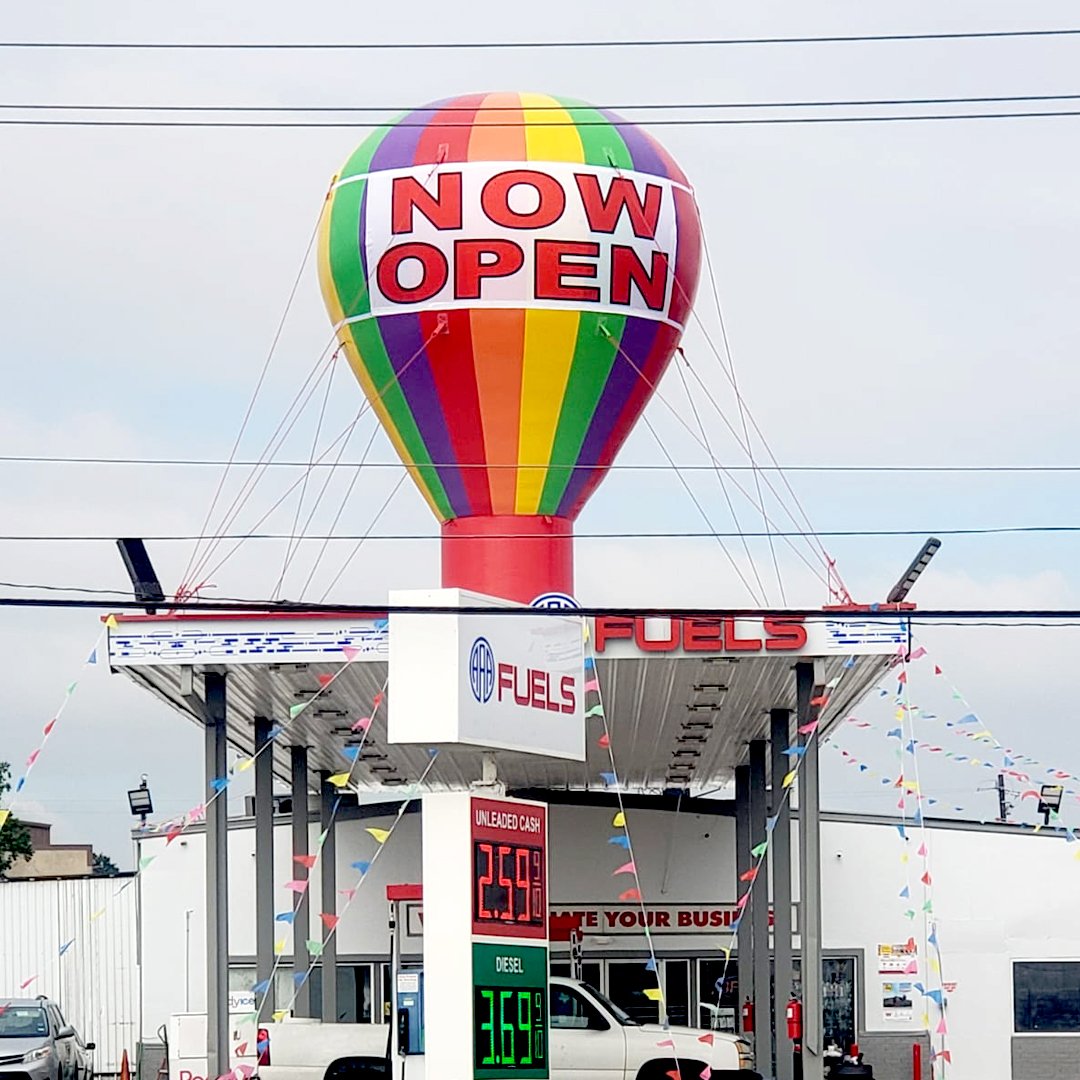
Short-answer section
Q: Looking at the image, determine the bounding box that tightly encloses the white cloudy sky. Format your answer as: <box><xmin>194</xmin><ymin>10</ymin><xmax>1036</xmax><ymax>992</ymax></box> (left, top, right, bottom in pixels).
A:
<box><xmin>3</xmin><ymin>0</ymin><xmax>1080</xmax><ymax>864</ymax></box>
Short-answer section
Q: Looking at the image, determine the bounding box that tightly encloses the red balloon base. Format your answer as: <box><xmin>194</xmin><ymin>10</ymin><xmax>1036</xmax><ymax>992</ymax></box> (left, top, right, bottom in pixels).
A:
<box><xmin>440</xmin><ymin>515</ymin><xmax>574</xmax><ymax>604</ymax></box>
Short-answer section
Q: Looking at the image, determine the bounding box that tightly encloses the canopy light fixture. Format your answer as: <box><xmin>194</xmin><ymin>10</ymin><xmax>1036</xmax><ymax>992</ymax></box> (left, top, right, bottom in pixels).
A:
<box><xmin>682</xmin><ymin>718</ymin><xmax>715</xmax><ymax>731</ymax></box>
<box><xmin>116</xmin><ymin>539</ymin><xmax>165</xmax><ymax>614</ymax></box>
<box><xmin>886</xmin><ymin>537</ymin><xmax>942</xmax><ymax>603</ymax></box>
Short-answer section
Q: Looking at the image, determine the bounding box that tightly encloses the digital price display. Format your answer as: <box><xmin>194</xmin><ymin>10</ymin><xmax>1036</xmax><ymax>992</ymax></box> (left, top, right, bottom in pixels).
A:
<box><xmin>472</xmin><ymin>943</ymin><xmax>548</xmax><ymax>1080</ymax></box>
<box><xmin>474</xmin><ymin>842</ymin><xmax>545</xmax><ymax>928</ymax></box>
<box><xmin>471</xmin><ymin>798</ymin><xmax>547</xmax><ymax>940</ymax></box>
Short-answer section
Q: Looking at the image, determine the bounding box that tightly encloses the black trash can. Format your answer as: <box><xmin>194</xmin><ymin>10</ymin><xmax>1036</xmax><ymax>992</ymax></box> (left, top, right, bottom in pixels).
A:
<box><xmin>827</xmin><ymin>1063</ymin><xmax>873</xmax><ymax>1078</ymax></box>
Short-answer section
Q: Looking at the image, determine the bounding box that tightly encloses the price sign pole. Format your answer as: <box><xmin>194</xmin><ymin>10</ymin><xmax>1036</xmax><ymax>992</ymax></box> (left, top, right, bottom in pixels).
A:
<box><xmin>422</xmin><ymin>792</ymin><xmax>549</xmax><ymax>1080</ymax></box>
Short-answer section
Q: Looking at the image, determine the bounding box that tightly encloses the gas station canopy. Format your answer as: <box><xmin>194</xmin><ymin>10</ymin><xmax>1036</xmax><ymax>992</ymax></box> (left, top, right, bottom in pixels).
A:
<box><xmin>107</xmin><ymin>609</ymin><xmax>903</xmax><ymax>793</ymax></box>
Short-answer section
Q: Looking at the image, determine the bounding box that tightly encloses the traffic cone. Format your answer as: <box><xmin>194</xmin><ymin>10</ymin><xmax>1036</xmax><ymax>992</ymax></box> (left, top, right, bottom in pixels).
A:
<box><xmin>119</xmin><ymin>1049</ymin><xmax>130</xmax><ymax>1080</ymax></box>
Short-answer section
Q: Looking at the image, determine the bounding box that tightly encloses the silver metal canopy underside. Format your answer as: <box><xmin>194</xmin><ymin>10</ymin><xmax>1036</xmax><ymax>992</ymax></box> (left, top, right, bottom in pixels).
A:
<box><xmin>110</xmin><ymin>611</ymin><xmax>896</xmax><ymax>795</ymax></box>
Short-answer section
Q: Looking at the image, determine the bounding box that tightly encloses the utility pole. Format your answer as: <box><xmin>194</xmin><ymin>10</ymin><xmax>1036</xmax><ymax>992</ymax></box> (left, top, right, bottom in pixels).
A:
<box><xmin>997</xmin><ymin>774</ymin><xmax>1009</xmax><ymax>823</ymax></box>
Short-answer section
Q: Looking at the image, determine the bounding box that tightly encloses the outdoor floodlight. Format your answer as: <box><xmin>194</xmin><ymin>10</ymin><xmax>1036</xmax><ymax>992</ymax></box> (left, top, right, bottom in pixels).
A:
<box><xmin>128</xmin><ymin>777</ymin><xmax>154</xmax><ymax>823</ymax></box>
<box><xmin>1038</xmin><ymin>784</ymin><xmax>1064</xmax><ymax>825</ymax></box>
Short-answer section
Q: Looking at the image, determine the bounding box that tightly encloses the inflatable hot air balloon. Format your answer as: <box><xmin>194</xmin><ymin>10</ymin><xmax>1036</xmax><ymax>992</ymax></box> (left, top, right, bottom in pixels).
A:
<box><xmin>318</xmin><ymin>92</ymin><xmax>701</xmax><ymax>602</ymax></box>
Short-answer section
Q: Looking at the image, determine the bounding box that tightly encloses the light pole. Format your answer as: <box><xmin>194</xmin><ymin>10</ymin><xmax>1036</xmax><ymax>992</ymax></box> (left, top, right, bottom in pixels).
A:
<box><xmin>184</xmin><ymin>910</ymin><xmax>194</xmax><ymax>1011</ymax></box>
<box><xmin>127</xmin><ymin>776</ymin><xmax>154</xmax><ymax>1054</ymax></box>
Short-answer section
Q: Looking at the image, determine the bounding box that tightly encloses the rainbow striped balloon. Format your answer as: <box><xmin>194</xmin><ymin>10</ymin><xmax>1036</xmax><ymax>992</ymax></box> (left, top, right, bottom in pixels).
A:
<box><xmin>318</xmin><ymin>91</ymin><xmax>701</xmax><ymax>524</ymax></box>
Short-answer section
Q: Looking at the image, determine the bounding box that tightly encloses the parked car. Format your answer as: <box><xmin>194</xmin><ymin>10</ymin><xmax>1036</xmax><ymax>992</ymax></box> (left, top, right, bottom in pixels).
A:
<box><xmin>0</xmin><ymin>998</ymin><xmax>95</xmax><ymax>1080</ymax></box>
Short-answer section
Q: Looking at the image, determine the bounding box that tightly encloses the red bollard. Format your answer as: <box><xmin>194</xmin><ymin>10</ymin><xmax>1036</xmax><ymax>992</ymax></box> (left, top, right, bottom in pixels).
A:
<box><xmin>913</xmin><ymin>1041</ymin><xmax>922</xmax><ymax>1079</ymax></box>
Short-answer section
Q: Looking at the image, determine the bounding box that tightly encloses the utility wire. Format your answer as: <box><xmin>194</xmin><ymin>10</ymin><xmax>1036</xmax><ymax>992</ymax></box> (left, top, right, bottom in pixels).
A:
<box><xmin>0</xmin><ymin>525</ymin><xmax>1078</xmax><ymax>542</ymax></box>
<box><xmin>3</xmin><ymin>28</ymin><xmax>1080</xmax><ymax>49</ymax></box>
<box><xmin>179</xmin><ymin>195</ymin><xmax>329</xmax><ymax>593</ymax></box>
<box><xmin>6</xmin><ymin>92</ymin><xmax>1080</xmax><ymax>112</ymax></box>
<box><xmin>6</xmin><ymin>595</ymin><xmax>1080</xmax><ymax>621</ymax></box>
<box><xmin>692</xmin><ymin>228</ymin><xmax>786</xmax><ymax>602</ymax></box>
<box><xmin>11</xmin><ymin>111</ymin><xmax>1080</xmax><ymax>127</ymax></box>
<box><xmin>640</xmin><ymin>413</ymin><xmax>766</xmax><ymax>605</ymax></box>
<box><xmin>1</xmin><ymin>455</ymin><xmax>1078</xmax><ymax>473</ymax></box>
<box><xmin>670</xmin><ymin>356</ymin><xmax>768</xmax><ymax>603</ymax></box>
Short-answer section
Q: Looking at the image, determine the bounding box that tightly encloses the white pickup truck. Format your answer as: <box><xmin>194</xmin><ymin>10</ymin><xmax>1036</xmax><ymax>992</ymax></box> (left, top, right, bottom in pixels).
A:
<box><xmin>256</xmin><ymin>977</ymin><xmax>757</xmax><ymax>1080</ymax></box>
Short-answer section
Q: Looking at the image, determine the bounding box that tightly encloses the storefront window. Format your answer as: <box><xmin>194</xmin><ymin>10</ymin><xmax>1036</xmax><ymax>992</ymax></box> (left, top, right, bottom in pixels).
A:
<box><xmin>694</xmin><ymin>955</ymin><xmax>856</xmax><ymax>1043</ymax></box>
<box><xmin>308</xmin><ymin>965</ymin><xmax>375</xmax><ymax>1023</ymax></box>
<box><xmin>227</xmin><ymin>965</ymin><xmax>376</xmax><ymax>1022</ymax></box>
<box><xmin>697</xmin><ymin>960</ymin><xmax>738</xmax><ymax>1031</ymax></box>
<box><xmin>793</xmin><ymin>957</ymin><xmax>857</xmax><ymax>1052</ymax></box>
<box><xmin>1014</xmin><ymin>961</ymin><xmax>1080</xmax><ymax>1032</ymax></box>
<box><xmin>550</xmin><ymin>961</ymin><xmax>603</xmax><ymax>988</ymax></box>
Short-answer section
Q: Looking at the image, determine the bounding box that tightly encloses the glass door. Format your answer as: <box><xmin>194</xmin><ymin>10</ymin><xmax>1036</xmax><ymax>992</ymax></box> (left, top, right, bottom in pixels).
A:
<box><xmin>665</xmin><ymin>960</ymin><xmax>690</xmax><ymax>1027</ymax></box>
<box><xmin>607</xmin><ymin>961</ymin><xmax>661</xmax><ymax>1024</ymax></box>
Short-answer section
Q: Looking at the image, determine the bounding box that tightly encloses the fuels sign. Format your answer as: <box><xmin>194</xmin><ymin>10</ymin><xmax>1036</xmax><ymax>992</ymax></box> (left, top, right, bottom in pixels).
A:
<box><xmin>388</xmin><ymin>588</ymin><xmax>586</xmax><ymax>760</ymax></box>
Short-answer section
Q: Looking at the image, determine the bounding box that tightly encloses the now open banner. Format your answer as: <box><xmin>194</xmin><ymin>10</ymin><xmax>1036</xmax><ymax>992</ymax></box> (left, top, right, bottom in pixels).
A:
<box><xmin>358</xmin><ymin>161</ymin><xmax>685</xmax><ymax>327</ymax></box>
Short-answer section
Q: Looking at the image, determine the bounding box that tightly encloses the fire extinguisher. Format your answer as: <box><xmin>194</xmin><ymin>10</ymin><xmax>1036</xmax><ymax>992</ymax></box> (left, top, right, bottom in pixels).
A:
<box><xmin>785</xmin><ymin>997</ymin><xmax>803</xmax><ymax>1043</ymax></box>
<box><xmin>741</xmin><ymin>998</ymin><xmax>754</xmax><ymax>1033</ymax></box>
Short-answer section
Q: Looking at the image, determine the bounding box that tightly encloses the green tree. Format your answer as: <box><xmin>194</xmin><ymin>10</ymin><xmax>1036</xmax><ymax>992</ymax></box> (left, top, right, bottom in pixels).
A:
<box><xmin>0</xmin><ymin>762</ymin><xmax>34</xmax><ymax>876</ymax></box>
<box><xmin>92</xmin><ymin>852</ymin><xmax>119</xmax><ymax>877</ymax></box>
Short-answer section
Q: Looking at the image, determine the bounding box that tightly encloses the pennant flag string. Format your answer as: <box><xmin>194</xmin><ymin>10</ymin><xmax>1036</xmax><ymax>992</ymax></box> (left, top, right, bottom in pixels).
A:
<box><xmin>17</xmin><ymin>663</ymin><xmax>393</xmax><ymax>1021</ymax></box>
<box><xmin>0</xmin><ymin>626</ymin><xmax>107</xmax><ymax>828</ymax></box>
<box><xmin>895</xmin><ymin>651</ymin><xmax>952</xmax><ymax>1073</ymax></box>
<box><xmin>584</xmin><ymin>633</ymin><xmax>668</xmax><ymax>1034</ymax></box>
<box><xmin>253</xmin><ymin>684</ymin><xmax>389</xmax><ymax>1018</ymax></box>
<box><xmin>268</xmin><ymin>750</ymin><xmax>440</xmax><ymax>1024</ymax></box>
<box><xmin>708</xmin><ymin>658</ymin><xmax>844</xmax><ymax>1044</ymax></box>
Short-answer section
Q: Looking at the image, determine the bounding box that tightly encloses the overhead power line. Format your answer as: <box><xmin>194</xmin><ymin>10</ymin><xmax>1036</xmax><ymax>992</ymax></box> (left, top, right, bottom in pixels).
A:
<box><xmin>0</xmin><ymin>525</ymin><xmax>1077</xmax><ymax>542</ymax></box>
<box><xmin>2</xmin><ymin>28</ymin><xmax>1080</xmax><ymax>49</ymax></box>
<box><xmin>5</xmin><ymin>92</ymin><xmax>1080</xmax><ymax>113</ymax></box>
<box><xmin>10</xmin><ymin>110</ymin><xmax>1080</xmax><ymax>128</ymax></box>
<box><xmin>5</xmin><ymin>454</ymin><xmax>1080</xmax><ymax>472</ymax></box>
<box><xmin>2</xmin><ymin>595</ymin><xmax>1080</xmax><ymax>623</ymax></box>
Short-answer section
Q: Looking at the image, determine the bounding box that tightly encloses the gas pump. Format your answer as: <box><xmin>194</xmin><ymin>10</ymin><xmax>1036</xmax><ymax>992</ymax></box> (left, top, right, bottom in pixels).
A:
<box><xmin>388</xmin><ymin>885</ymin><xmax>425</xmax><ymax>1057</ymax></box>
<box><xmin>569</xmin><ymin>929</ymin><xmax>584</xmax><ymax>983</ymax></box>
<box><xmin>549</xmin><ymin>914</ymin><xmax>584</xmax><ymax>982</ymax></box>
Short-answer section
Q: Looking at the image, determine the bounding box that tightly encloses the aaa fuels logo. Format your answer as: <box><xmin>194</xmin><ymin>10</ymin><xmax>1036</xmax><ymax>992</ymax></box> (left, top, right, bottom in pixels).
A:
<box><xmin>530</xmin><ymin>592</ymin><xmax>580</xmax><ymax>611</ymax></box>
<box><xmin>469</xmin><ymin>636</ymin><xmax>496</xmax><ymax>703</ymax></box>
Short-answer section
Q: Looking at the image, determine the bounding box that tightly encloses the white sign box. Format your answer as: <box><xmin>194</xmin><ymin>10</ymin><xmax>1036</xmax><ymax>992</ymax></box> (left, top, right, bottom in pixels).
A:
<box><xmin>388</xmin><ymin>589</ymin><xmax>585</xmax><ymax>760</ymax></box>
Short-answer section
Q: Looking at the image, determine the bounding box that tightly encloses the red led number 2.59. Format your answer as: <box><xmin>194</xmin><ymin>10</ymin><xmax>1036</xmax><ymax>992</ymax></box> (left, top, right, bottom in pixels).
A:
<box><xmin>474</xmin><ymin>842</ymin><xmax>544</xmax><ymax>926</ymax></box>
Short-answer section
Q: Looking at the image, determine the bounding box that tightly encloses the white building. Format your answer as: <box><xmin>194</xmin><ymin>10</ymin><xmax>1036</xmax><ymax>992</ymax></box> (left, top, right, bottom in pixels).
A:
<box><xmin>0</xmin><ymin>875</ymin><xmax>138</xmax><ymax>1074</ymax></box>
<box><xmin>95</xmin><ymin>605</ymin><xmax>1079</xmax><ymax>1080</ymax></box>
<box><xmin>126</xmin><ymin>804</ymin><xmax>1080</xmax><ymax>1080</ymax></box>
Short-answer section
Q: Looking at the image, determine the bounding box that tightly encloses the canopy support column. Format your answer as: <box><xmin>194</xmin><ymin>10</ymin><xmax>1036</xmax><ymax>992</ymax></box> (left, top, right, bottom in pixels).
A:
<box><xmin>735</xmin><ymin>763</ymin><xmax>753</xmax><ymax>1034</ymax></box>
<box><xmin>254</xmin><ymin>716</ymin><xmax>275</xmax><ymax>1015</ymax></box>
<box><xmin>749</xmin><ymin>738</ymin><xmax>771</xmax><ymax>1072</ymax></box>
<box><xmin>771</xmin><ymin>708</ymin><xmax>795</xmax><ymax>1080</ymax></box>
<box><xmin>204</xmin><ymin>672</ymin><xmax>229</xmax><ymax>1080</ymax></box>
<box><xmin>290</xmin><ymin>746</ymin><xmax>312</xmax><ymax>1017</ymax></box>
<box><xmin>319</xmin><ymin>772</ymin><xmax>338</xmax><ymax>1022</ymax></box>
<box><xmin>797</xmin><ymin>661</ymin><xmax>823</xmax><ymax>1080</ymax></box>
